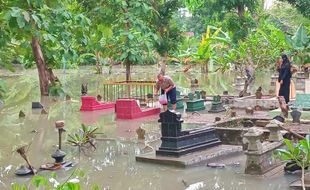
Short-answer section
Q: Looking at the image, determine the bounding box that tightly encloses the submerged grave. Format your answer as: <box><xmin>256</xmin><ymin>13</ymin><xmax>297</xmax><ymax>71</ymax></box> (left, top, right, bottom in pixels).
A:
<box><xmin>136</xmin><ymin>110</ymin><xmax>243</xmax><ymax>167</ymax></box>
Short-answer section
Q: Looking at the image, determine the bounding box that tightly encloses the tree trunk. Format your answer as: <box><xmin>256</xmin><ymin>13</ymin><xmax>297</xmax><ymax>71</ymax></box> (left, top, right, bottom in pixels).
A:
<box><xmin>160</xmin><ymin>54</ymin><xmax>167</xmax><ymax>75</ymax></box>
<box><xmin>31</xmin><ymin>37</ymin><xmax>49</xmax><ymax>96</ymax></box>
<box><xmin>95</xmin><ymin>51</ymin><xmax>102</xmax><ymax>74</ymax></box>
<box><xmin>31</xmin><ymin>37</ymin><xmax>58</xmax><ymax>96</ymax></box>
<box><xmin>201</xmin><ymin>61</ymin><xmax>209</xmax><ymax>73</ymax></box>
<box><xmin>237</xmin><ymin>5</ymin><xmax>245</xmax><ymax>18</ymax></box>
<box><xmin>125</xmin><ymin>59</ymin><xmax>131</xmax><ymax>82</ymax></box>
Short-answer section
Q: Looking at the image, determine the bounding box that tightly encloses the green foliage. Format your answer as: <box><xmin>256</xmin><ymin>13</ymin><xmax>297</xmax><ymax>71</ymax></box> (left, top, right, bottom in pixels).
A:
<box><xmin>280</xmin><ymin>0</ymin><xmax>310</xmax><ymax>18</ymax></box>
<box><xmin>110</xmin><ymin>0</ymin><xmax>158</xmax><ymax>66</ymax></box>
<box><xmin>275</xmin><ymin>135</ymin><xmax>310</xmax><ymax>190</ymax></box>
<box><xmin>193</xmin><ymin>26</ymin><xmax>230</xmax><ymax>71</ymax></box>
<box><xmin>67</xmin><ymin>124</ymin><xmax>98</xmax><ymax>150</ymax></box>
<box><xmin>184</xmin><ymin>0</ymin><xmax>259</xmax><ymax>42</ymax></box>
<box><xmin>0</xmin><ymin>79</ymin><xmax>7</xmax><ymax>99</ymax></box>
<box><xmin>1</xmin><ymin>0</ymin><xmax>91</xmax><ymax>69</ymax></box>
<box><xmin>11</xmin><ymin>170</ymin><xmax>95</xmax><ymax>190</ymax></box>
<box><xmin>153</xmin><ymin>0</ymin><xmax>183</xmax><ymax>56</ymax></box>
<box><xmin>287</xmin><ymin>25</ymin><xmax>310</xmax><ymax>65</ymax></box>
<box><xmin>222</xmin><ymin>20</ymin><xmax>288</xmax><ymax>71</ymax></box>
<box><xmin>267</xmin><ymin>1</ymin><xmax>310</xmax><ymax>33</ymax></box>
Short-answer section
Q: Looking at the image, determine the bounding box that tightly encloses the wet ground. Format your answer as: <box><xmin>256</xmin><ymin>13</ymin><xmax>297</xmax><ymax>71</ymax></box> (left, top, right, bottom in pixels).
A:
<box><xmin>0</xmin><ymin>66</ymin><xmax>298</xmax><ymax>189</ymax></box>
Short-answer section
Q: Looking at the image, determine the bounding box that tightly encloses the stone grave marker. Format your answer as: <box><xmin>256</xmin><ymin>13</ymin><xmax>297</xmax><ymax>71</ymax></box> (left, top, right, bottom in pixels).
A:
<box><xmin>295</xmin><ymin>94</ymin><xmax>310</xmax><ymax>110</ymax></box>
<box><xmin>156</xmin><ymin>110</ymin><xmax>221</xmax><ymax>157</ymax></box>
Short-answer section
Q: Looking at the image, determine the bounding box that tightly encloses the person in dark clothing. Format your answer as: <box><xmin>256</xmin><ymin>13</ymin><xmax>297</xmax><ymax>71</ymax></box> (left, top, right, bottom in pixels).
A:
<box><xmin>278</xmin><ymin>54</ymin><xmax>292</xmax><ymax>103</ymax></box>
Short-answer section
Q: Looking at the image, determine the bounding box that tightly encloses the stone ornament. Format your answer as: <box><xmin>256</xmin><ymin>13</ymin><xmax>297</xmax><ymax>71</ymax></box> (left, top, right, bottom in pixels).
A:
<box><xmin>136</xmin><ymin>127</ymin><xmax>146</xmax><ymax>140</ymax></box>
<box><xmin>266</xmin><ymin>121</ymin><xmax>283</xmax><ymax>142</ymax></box>
<box><xmin>243</xmin><ymin>128</ymin><xmax>263</xmax><ymax>152</ymax></box>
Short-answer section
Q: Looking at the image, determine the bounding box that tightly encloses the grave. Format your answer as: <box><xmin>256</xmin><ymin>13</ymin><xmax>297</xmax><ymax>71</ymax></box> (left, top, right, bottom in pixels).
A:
<box><xmin>233</xmin><ymin>95</ymin><xmax>278</xmax><ymax>110</ymax></box>
<box><xmin>269</xmin><ymin>93</ymin><xmax>310</xmax><ymax>120</ymax></box>
<box><xmin>243</xmin><ymin>126</ymin><xmax>283</xmax><ymax>175</ymax></box>
<box><xmin>32</xmin><ymin>102</ymin><xmax>43</xmax><ymax>109</ymax></box>
<box><xmin>208</xmin><ymin>95</ymin><xmax>225</xmax><ymax>113</ymax></box>
<box><xmin>80</xmin><ymin>96</ymin><xmax>115</xmax><ymax>111</ymax></box>
<box><xmin>185</xmin><ymin>92</ymin><xmax>205</xmax><ymax>112</ymax></box>
<box><xmin>156</xmin><ymin>110</ymin><xmax>221</xmax><ymax>157</ymax></box>
<box><xmin>136</xmin><ymin>111</ymin><xmax>243</xmax><ymax>166</ymax></box>
<box><xmin>115</xmin><ymin>99</ymin><xmax>160</xmax><ymax>119</ymax></box>
<box><xmin>168</xmin><ymin>90</ymin><xmax>184</xmax><ymax>110</ymax></box>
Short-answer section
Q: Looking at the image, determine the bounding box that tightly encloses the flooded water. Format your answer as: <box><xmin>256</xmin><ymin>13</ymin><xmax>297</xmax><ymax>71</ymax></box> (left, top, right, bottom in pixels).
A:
<box><xmin>0</xmin><ymin>65</ymin><xmax>297</xmax><ymax>189</ymax></box>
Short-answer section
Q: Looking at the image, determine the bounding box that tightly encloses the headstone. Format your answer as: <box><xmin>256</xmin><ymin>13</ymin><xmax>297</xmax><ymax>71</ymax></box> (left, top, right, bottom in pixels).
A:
<box><xmin>136</xmin><ymin>127</ymin><xmax>146</xmax><ymax>140</ymax></box>
<box><xmin>209</xmin><ymin>95</ymin><xmax>225</xmax><ymax>113</ymax></box>
<box><xmin>188</xmin><ymin>93</ymin><xmax>194</xmax><ymax>101</ymax></box>
<box><xmin>156</xmin><ymin>110</ymin><xmax>221</xmax><ymax>157</ymax></box>
<box><xmin>200</xmin><ymin>90</ymin><xmax>207</xmax><ymax>99</ymax></box>
<box><xmin>65</xmin><ymin>95</ymin><xmax>71</xmax><ymax>101</ymax></box>
<box><xmin>186</xmin><ymin>92</ymin><xmax>205</xmax><ymax>112</ymax></box>
<box><xmin>19</xmin><ymin>110</ymin><xmax>26</xmax><ymax>118</ymax></box>
<box><xmin>295</xmin><ymin>94</ymin><xmax>310</xmax><ymax>110</ymax></box>
<box><xmin>255</xmin><ymin>87</ymin><xmax>263</xmax><ymax>99</ymax></box>
<box><xmin>81</xmin><ymin>84</ymin><xmax>88</xmax><ymax>96</ymax></box>
<box><xmin>159</xmin><ymin>110</ymin><xmax>183</xmax><ymax>137</ymax></box>
<box><xmin>195</xmin><ymin>91</ymin><xmax>201</xmax><ymax>99</ymax></box>
<box><xmin>32</xmin><ymin>102</ymin><xmax>43</xmax><ymax>109</ymax></box>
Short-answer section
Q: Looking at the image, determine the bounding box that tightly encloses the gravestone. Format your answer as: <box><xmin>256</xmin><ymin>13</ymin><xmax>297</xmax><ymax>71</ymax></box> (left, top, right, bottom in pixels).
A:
<box><xmin>295</xmin><ymin>94</ymin><xmax>310</xmax><ymax>110</ymax></box>
<box><xmin>186</xmin><ymin>92</ymin><xmax>205</xmax><ymax>112</ymax></box>
<box><xmin>32</xmin><ymin>102</ymin><xmax>43</xmax><ymax>109</ymax></box>
<box><xmin>208</xmin><ymin>95</ymin><xmax>225</xmax><ymax>113</ymax></box>
<box><xmin>156</xmin><ymin>110</ymin><xmax>221</xmax><ymax>157</ymax></box>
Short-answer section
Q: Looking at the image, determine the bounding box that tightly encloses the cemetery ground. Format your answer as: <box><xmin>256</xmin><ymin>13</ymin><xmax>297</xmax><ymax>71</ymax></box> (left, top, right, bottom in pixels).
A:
<box><xmin>0</xmin><ymin>65</ymin><xmax>310</xmax><ymax>190</ymax></box>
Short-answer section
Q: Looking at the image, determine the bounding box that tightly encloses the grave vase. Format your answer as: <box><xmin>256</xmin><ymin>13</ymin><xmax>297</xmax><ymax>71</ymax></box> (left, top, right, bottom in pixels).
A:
<box><xmin>290</xmin><ymin>107</ymin><xmax>301</xmax><ymax>123</ymax></box>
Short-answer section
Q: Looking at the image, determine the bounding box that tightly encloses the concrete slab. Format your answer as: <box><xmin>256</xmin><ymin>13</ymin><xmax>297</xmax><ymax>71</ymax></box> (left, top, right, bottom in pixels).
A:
<box><xmin>269</xmin><ymin>108</ymin><xmax>310</xmax><ymax>120</ymax></box>
<box><xmin>136</xmin><ymin>145</ymin><xmax>242</xmax><ymax>167</ymax></box>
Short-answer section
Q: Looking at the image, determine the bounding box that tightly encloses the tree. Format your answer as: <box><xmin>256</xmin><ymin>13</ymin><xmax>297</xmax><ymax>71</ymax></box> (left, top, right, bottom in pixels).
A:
<box><xmin>280</xmin><ymin>0</ymin><xmax>310</xmax><ymax>18</ymax></box>
<box><xmin>1</xmin><ymin>0</ymin><xmax>90</xmax><ymax>95</ymax></box>
<box><xmin>152</xmin><ymin>0</ymin><xmax>182</xmax><ymax>75</ymax></box>
<box><xmin>107</xmin><ymin>0</ymin><xmax>157</xmax><ymax>81</ymax></box>
<box><xmin>185</xmin><ymin>0</ymin><xmax>259</xmax><ymax>42</ymax></box>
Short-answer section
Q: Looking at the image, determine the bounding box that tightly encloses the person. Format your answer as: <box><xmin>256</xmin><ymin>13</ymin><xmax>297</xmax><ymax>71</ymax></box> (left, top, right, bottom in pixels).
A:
<box><xmin>154</xmin><ymin>73</ymin><xmax>177</xmax><ymax>111</ymax></box>
<box><xmin>278</xmin><ymin>54</ymin><xmax>292</xmax><ymax>103</ymax></box>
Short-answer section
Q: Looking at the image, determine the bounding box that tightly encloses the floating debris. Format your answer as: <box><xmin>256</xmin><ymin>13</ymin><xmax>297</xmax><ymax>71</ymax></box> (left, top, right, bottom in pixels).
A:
<box><xmin>207</xmin><ymin>163</ymin><xmax>226</xmax><ymax>168</ymax></box>
<box><xmin>185</xmin><ymin>181</ymin><xmax>205</xmax><ymax>190</ymax></box>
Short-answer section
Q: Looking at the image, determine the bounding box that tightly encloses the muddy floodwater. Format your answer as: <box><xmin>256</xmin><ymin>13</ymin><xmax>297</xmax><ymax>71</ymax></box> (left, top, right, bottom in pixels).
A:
<box><xmin>0</xmin><ymin>66</ymin><xmax>297</xmax><ymax>189</ymax></box>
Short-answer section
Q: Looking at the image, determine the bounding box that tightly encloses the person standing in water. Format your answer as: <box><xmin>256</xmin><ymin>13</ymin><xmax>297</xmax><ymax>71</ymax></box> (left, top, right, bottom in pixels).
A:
<box><xmin>154</xmin><ymin>73</ymin><xmax>177</xmax><ymax>111</ymax></box>
<box><xmin>278</xmin><ymin>54</ymin><xmax>292</xmax><ymax>103</ymax></box>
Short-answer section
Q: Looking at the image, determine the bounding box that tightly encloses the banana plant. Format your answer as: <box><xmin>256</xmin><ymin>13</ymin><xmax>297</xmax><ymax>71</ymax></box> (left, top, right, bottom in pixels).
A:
<box><xmin>287</xmin><ymin>24</ymin><xmax>310</xmax><ymax>65</ymax></box>
<box><xmin>274</xmin><ymin>135</ymin><xmax>310</xmax><ymax>190</ymax></box>
<box><xmin>193</xmin><ymin>25</ymin><xmax>230</xmax><ymax>73</ymax></box>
